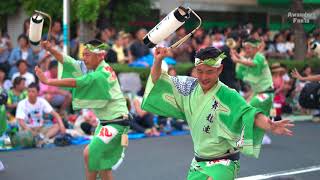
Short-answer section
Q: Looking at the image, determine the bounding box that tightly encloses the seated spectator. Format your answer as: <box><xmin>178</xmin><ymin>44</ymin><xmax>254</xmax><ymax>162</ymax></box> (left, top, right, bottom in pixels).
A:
<box><xmin>16</xmin><ymin>83</ymin><xmax>66</xmax><ymax>146</ymax></box>
<box><xmin>211</xmin><ymin>33</ymin><xmax>224</xmax><ymax>49</ymax></box>
<box><xmin>129</xmin><ymin>28</ymin><xmax>150</xmax><ymax>62</ymax></box>
<box><xmin>8</xmin><ymin>34</ymin><xmax>35</xmax><ymax>78</ymax></box>
<box><xmin>0</xmin><ymin>31</ymin><xmax>12</xmax><ymax>74</ymax></box>
<box><xmin>261</xmin><ymin>29</ymin><xmax>273</xmax><ymax>51</ymax></box>
<box><xmin>192</xmin><ymin>28</ymin><xmax>205</xmax><ymax>53</ymax></box>
<box><xmin>112</xmin><ymin>34</ymin><xmax>129</xmax><ymax>64</ymax></box>
<box><xmin>39</xmin><ymin>61</ymin><xmax>72</xmax><ymax>113</ymax></box>
<box><xmin>43</xmin><ymin>20</ymin><xmax>63</xmax><ymax>43</ymax></box>
<box><xmin>74</xmin><ymin>109</ymin><xmax>98</xmax><ymax>136</ymax></box>
<box><xmin>12</xmin><ymin>60</ymin><xmax>35</xmax><ymax>87</ymax></box>
<box><xmin>170</xmin><ymin>27</ymin><xmax>193</xmax><ymax>63</ymax></box>
<box><xmin>285</xmin><ymin>33</ymin><xmax>295</xmax><ymax>58</ymax></box>
<box><xmin>127</xmin><ymin>95</ymin><xmax>160</xmax><ymax>136</ymax></box>
<box><xmin>157</xmin><ymin>116</ymin><xmax>189</xmax><ymax>133</ymax></box>
<box><xmin>6</xmin><ymin>77</ymin><xmax>27</xmax><ymax>121</ymax></box>
<box><xmin>95</xmin><ymin>27</ymin><xmax>118</xmax><ymax>63</ymax></box>
<box><xmin>121</xmin><ymin>32</ymin><xmax>134</xmax><ymax>61</ymax></box>
<box><xmin>266</xmin><ymin>33</ymin><xmax>290</xmax><ymax>59</ymax></box>
<box><xmin>197</xmin><ymin>34</ymin><xmax>212</xmax><ymax>51</ymax></box>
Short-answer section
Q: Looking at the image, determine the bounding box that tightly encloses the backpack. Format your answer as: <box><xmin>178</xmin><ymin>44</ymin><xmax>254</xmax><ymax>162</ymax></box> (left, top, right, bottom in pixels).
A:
<box><xmin>299</xmin><ymin>82</ymin><xmax>320</xmax><ymax>109</ymax></box>
<box><xmin>54</xmin><ymin>133</ymin><xmax>72</xmax><ymax>146</ymax></box>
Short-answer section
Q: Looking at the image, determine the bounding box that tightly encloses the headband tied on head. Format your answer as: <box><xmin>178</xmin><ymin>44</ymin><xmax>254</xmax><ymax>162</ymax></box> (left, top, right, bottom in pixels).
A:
<box><xmin>194</xmin><ymin>52</ymin><xmax>226</xmax><ymax>67</ymax></box>
<box><xmin>84</xmin><ymin>43</ymin><xmax>110</xmax><ymax>54</ymax></box>
<box><xmin>243</xmin><ymin>39</ymin><xmax>261</xmax><ymax>48</ymax></box>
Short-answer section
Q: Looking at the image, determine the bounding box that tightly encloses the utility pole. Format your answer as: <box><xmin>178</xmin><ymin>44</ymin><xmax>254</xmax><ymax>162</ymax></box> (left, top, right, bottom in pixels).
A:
<box><xmin>63</xmin><ymin>0</ymin><xmax>70</xmax><ymax>54</ymax></box>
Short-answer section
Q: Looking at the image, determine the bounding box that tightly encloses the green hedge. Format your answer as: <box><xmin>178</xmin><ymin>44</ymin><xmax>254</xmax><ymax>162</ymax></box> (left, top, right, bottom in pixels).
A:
<box><xmin>268</xmin><ymin>58</ymin><xmax>320</xmax><ymax>71</ymax></box>
<box><xmin>110</xmin><ymin>58</ymin><xmax>320</xmax><ymax>86</ymax></box>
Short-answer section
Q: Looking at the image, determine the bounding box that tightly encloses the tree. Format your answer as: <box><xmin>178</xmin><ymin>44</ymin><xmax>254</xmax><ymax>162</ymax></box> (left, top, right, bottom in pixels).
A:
<box><xmin>291</xmin><ymin>0</ymin><xmax>307</xmax><ymax>60</ymax></box>
<box><xmin>22</xmin><ymin>0</ymin><xmax>63</xmax><ymax>20</ymax></box>
<box><xmin>103</xmin><ymin>0</ymin><xmax>152</xmax><ymax>29</ymax></box>
<box><xmin>74</xmin><ymin>0</ymin><xmax>105</xmax><ymax>42</ymax></box>
<box><xmin>0</xmin><ymin>1</ymin><xmax>21</xmax><ymax>15</ymax></box>
<box><xmin>76</xmin><ymin>0</ymin><xmax>152</xmax><ymax>42</ymax></box>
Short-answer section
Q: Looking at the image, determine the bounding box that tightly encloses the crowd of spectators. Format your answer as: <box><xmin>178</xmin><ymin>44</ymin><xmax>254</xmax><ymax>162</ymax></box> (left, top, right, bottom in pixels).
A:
<box><xmin>0</xmin><ymin>18</ymin><xmax>320</xmax><ymax>148</ymax></box>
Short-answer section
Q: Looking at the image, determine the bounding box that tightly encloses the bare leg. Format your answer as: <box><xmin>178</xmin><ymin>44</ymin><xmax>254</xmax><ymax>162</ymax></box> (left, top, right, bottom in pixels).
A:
<box><xmin>84</xmin><ymin>145</ymin><xmax>98</xmax><ymax>180</ymax></box>
<box><xmin>60</xmin><ymin>92</ymin><xmax>72</xmax><ymax>112</ymax></box>
<box><xmin>99</xmin><ymin>170</ymin><xmax>113</xmax><ymax>180</ymax></box>
<box><xmin>45</xmin><ymin>124</ymin><xmax>60</xmax><ymax>138</ymax></box>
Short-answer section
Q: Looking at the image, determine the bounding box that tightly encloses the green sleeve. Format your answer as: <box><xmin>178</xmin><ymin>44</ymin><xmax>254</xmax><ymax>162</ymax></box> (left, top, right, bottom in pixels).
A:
<box><xmin>217</xmin><ymin>87</ymin><xmax>264</xmax><ymax>158</ymax></box>
<box><xmin>142</xmin><ymin>72</ymin><xmax>186</xmax><ymax>120</ymax></box>
<box><xmin>58</xmin><ymin>54</ymin><xmax>83</xmax><ymax>79</ymax></box>
<box><xmin>251</xmin><ymin>53</ymin><xmax>265</xmax><ymax>75</ymax></box>
<box><xmin>236</xmin><ymin>64</ymin><xmax>246</xmax><ymax>80</ymax></box>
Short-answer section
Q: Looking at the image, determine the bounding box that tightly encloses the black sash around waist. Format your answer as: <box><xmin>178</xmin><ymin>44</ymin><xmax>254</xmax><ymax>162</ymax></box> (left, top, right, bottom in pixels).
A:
<box><xmin>195</xmin><ymin>152</ymin><xmax>240</xmax><ymax>162</ymax></box>
<box><xmin>100</xmin><ymin>116</ymin><xmax>131</xmax><ymax>126</ymax></box>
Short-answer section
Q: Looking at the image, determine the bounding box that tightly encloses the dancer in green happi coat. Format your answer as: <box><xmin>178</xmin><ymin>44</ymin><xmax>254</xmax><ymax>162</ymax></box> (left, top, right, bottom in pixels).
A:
<box><xmin>142</xmin><ymin>46</ymin><xmax>294</xmax><ymax>180</ymax></box>
<box><xmin>36</xmin><ymin>40</ymin><xmax>130</xmax><ymax>180</ymax></box>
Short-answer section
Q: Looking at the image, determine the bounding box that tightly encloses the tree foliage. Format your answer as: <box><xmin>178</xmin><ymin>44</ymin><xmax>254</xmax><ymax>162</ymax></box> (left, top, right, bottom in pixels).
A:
<box><xmin>22</xmin><ymin>0</ymin><xmax>63</xmax><ymax>20</ymax></box>
<box><xmin>1</xmin><ymin>0</ymin><xmax>151</xmax><ymax>27</ymax></box>
<box><xmin>103</xmin><ymin>0</ymin><xmax>152</xmax><ymax>29</ymax></box>
<box><xmin>73</xmin><ymin>0</ymin><xmax>105</xmax><ymax>22</ymax></box>
<box><xmin>0</xmin><ymin>1</ymin><xmax>21</xmax><ymax>15</ymax></box>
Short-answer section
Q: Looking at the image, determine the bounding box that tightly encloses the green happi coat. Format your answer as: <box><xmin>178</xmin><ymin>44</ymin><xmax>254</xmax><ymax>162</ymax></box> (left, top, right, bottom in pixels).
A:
<box><xmin>59</xmin><ymin>55</ymin><xmax>128</xmax><ymax>120</ymax></box>
<box><xmin>0</xmin><ymin>105</ymin><xmax>6</xmax><ymax>136</ymax></box>
<box><xmin>142</xmin><ymin>72</ymin><xmax>265</xmax><ymax>179</ymax></box>
<box><xmin>0</xmin><ymin>88</ymin><xmax>7</xmax><ymax>136</ymax></box>
<box><xmin>236</xmin><ymin>53</ymin><xmax>274</xmax><ymax>116</ymax></box>
<box><xmin>59</xmin><ymin>55</ymin><xmax>128</xmax><ymax>171</ymax></box>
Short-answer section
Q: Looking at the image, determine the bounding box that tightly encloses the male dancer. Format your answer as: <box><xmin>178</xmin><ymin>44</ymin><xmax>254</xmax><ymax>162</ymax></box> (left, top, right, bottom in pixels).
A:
<box><xmin>142</xmin><ymin>46</ymin><xmax>293</xmax><ymax>180</ymax></box>
<box><xmin>36</xmin><ymin>40</ymin><xmax>129</xmax><ymax>180</ymax></box>
<box><xmin>231</xmin><ymin>38</ymin><xmax>275</xmax><ymax>144</ymax></box>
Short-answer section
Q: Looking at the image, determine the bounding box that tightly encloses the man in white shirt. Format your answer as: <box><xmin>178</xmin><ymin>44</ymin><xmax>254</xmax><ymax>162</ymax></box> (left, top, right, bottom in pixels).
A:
<box><xmin>16</xmin><ymin>83</ymin><xmax>66</xmax><ymax>142</ymax></box>
<box><xmin>12</xmin><ymin>60</ymin><xmax>35</xmax><ymax>87</ymax></box>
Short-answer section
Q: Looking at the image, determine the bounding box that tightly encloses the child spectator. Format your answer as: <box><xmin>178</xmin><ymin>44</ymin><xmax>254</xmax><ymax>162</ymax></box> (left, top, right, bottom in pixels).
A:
<box><xmin>6</xmin><ymin>77</ymin><xmax>27</xmax><ymax>121</ymax></box>
<box><xmin>16</xmin><ymin>83</ymin><xmax>66</xmax><ymax>147</ymax></box>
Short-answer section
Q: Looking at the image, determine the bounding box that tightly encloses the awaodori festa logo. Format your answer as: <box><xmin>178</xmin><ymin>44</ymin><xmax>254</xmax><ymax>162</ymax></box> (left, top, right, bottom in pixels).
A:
<box><xmin>287</xmin><ymin>11</ymin><xmax>317</xmax><ymax>23</ymax></box>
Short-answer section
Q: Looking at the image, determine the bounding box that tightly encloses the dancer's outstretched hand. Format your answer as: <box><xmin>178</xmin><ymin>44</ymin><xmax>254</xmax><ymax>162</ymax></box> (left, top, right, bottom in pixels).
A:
<box><xmin>270</xmin><ymin>119</ymin><xmax>294</xmax><ymax>136</ymax></box>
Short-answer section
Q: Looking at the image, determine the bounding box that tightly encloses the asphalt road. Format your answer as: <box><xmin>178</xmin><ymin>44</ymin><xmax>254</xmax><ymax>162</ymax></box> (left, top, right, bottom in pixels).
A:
<box><xmin>0</xmin><ymin>121</ymin><xmax>319</xmax><ymax>180</ymax></box>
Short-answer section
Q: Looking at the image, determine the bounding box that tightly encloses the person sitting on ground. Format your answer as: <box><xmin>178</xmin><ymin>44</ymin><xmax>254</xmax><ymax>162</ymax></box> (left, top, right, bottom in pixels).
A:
<box><xmin>16</xmin><ymin>83</ymin><xmax>66</xmax><ymax>146</ymax></box>
<box><xmin>8</xmin><ymin>34</ymin><xmax>35</xmax><ymax>78</ymax></box>
<box><xmin>127</xmin><ymin>95</ymin><xmax>160</xmax><ymax>136</ymax></box>
<box><xmin>6</xmin><ymin>77</ymin><xmax>27</xmax><ymax>121</ymax></box>
<box><xmin>74</xmin><ymin>109</ymin><xmax>98</xmax><ymax>136</ymax></box>
<box><xmin>12</xmin><ymin>60</ymin><xmax>35</xmax><ymax>87</ymax></box>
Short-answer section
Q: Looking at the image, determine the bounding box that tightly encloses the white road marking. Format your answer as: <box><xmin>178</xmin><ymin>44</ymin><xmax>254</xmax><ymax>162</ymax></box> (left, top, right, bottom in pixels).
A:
<box><xmin>236</xmin><ymin>165</ymin><xmax>320</xmax><ymax>180</ymax></box>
